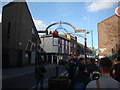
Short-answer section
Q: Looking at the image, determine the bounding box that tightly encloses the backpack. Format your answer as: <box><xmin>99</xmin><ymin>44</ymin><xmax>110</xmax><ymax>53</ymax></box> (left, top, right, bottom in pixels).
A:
<box><xmin>91</xmin><ymin>71</ymin><xmax>100</xmax><ymax>80</ymax></box>
<box><xmin>35</xmin><ymin>65</ymin><xmax>46</xmax><ymax>78</ymax></box>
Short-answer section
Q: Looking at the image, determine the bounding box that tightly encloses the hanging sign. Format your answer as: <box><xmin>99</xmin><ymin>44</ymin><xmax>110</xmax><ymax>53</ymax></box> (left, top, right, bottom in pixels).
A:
<box><xmin>75</xmin><ymin>30</ymin><xmax>86</xmax><ymax>32</ymax></box>
<box><xmin>115</xmin><ymin>6</ymin><xmax>120</xmax><ymax>17</ymax></box>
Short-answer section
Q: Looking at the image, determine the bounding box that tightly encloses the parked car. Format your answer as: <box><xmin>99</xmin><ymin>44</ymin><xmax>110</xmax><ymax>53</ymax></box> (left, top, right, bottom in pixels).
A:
<box><xmin>58</xmin><ymin>59</ymin><xmax>68</xmax><ymax>65</ymax></box>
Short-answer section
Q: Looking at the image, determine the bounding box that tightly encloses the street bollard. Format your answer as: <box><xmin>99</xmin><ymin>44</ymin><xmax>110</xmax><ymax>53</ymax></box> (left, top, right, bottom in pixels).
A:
<box><xmin>56</xmin><ymin>65</ymin><xmax>58</xmax><ymax>77</ymax></box>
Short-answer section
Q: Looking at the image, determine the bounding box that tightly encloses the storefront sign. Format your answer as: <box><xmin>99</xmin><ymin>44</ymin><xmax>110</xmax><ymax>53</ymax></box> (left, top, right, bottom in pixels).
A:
<box><xmin>115</xmin><ymin>6</ymin><xmax>120</xmax><ymax>17</ymax></box>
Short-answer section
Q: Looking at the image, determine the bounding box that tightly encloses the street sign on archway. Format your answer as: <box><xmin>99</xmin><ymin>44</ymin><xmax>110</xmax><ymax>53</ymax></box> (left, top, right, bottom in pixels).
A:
<box><xmin>75</xmin><ymin>29</ymin><xmax>86</xmax><ymax>32</ymax></box>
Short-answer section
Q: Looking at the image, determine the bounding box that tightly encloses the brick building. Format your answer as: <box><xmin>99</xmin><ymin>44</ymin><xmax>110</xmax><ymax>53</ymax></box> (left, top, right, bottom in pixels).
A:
<box><xmin>98</xmin><ymin>15</ymin><xmax>120</xmax><ymax>58</ymax></box>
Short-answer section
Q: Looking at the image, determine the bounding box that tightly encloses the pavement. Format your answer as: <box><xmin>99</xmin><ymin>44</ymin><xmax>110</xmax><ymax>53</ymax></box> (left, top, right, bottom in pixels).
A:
<box><xmin>2</xmin><ymin>64</ymin><xmax>69</xmax><ymax>89</ymax></box>
<box><xmin>32</xmin><ymin>65</ymin><xmax>68</xmax><ymax>89</ymax></box>
<box><xmin>2</xmin><ymin>64</ymin><xmax>57</xmax><ymax>80</ymax></box>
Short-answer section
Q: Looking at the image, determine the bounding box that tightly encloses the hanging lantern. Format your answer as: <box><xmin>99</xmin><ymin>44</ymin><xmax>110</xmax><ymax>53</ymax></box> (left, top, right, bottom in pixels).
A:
<box><xmin>53</xmin><ymin>30</ymin><xmax>58</xmax><ymax>37</ymax></box>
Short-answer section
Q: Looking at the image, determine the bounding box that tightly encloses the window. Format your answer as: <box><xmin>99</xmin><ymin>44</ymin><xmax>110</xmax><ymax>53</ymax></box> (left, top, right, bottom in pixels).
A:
<box><xmin>71</xmin><ymin>43</ymin><xmax>73</xmax><ymax>47</ymax></box>
<box><xmin>53</xmin><ymin>38</ymin><xmax>58</xmax><ymax>45</ymax></box>
<box><xmin>62</xmin><ymin>39</ymin><xmax>64</xmax><ymax>45</ymax></box>
<box><xmin>32</xmin><ymin>28</ymin><xmax>35</xmax><ymax>34</ymax></box>
<box><xmin>66</xmin><ymin>41</ymin><xmax>68</xmax><ymax>46</ymax></box>
<box><xmin>62</xmin><ymin>45</ymin><xmax>64</xmax><ymax>53</ymax></box>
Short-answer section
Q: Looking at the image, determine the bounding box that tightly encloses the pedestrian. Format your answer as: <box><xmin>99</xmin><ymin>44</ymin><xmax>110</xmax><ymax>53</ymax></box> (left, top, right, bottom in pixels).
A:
<box><xmin>112</xmin><ymin>56</ymin><xmax>120</xmax><ymax>82</ymax></box>
<box><xmin>35</xmin><ymin>60</ymin><xmax>46</xmax><ymax>90</ymax></box>
<box><xmin>66</xmin><ymin>59</ymin><xmax>76</xmax><ymax>80</ymax></box>
<box><xmin>75</xmin><ymin>64</ymin><xmax>90</xmax><ymax>90</ymax></box>
<box><xmin>95</xmin><ymin>59</ymin><xmax>99</xmax><ymax>68</ymax></box>
<box><xmin>86</xmin><ymin>57</ymin><xmax>120</xmax><ymax>89</ymax></box>
<box><xmin>73</xmin><ymin>58</ymin><xmax>78</xmax><ymax>70</ymax></box>
<box><xmin>77</xmin><ymin>58</ymin><xmax>85</xmax><ymax>73</ymax></box>
<box><xmin>86</xmin><ymin>58</ymin><xmax>100</xmax><ymax>80</ymax></box>
<box><xmin>66</xmin><ymin>59</ymin><xmax>76</xmax><ymax>88</ymax></box>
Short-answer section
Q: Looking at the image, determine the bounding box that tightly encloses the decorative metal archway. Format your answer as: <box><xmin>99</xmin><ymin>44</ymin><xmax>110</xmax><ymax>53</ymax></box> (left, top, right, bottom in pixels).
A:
<box><xmin>45</xmin><ymin>21</ymin><xmax>77</xmax><ymax>34</ymax></box>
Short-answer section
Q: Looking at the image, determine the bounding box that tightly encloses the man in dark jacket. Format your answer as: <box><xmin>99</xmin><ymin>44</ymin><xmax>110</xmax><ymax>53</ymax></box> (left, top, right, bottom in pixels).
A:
<box><xmin>75</xmin><ymin>64</ymin><xmax>90</xmax><ymax>89</ymax></box>
<box><xmin>86</xmin><ymin>58</ymin><xmax>99</xmax><ymax>74</ymax></box>
<box><xmin>112</xmin><ymin>57</ymin><xmax>120</xmax><ymax>82</ymax></box>
<box><xmin>35</xmin><ymin>62</ymin><xmax>46</xmax><ymax>90</ymax></box>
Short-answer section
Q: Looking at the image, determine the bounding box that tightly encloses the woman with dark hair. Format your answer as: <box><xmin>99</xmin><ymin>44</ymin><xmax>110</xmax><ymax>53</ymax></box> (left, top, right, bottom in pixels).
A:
<box><xmin>75</xmin><ymin>63</ymin><xmax>90</xmax><ymax>90</ymax></box>
<box><xmin>73</xmin><ymin>58</ymin><xmax>90</xmax><ymax>89</ymax></box>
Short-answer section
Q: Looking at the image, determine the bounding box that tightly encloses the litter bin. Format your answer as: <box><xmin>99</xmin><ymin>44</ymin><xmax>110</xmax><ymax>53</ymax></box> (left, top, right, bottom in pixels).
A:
<box><xmin>48</xmin><ymin>76</ymin><xmax>69</xmax><ymax>90</ymax></box>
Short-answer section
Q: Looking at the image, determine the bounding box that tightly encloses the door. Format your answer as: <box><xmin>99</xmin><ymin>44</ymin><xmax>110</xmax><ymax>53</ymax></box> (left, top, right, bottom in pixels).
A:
<box><xmin>17</xmin><ymin>50</ymin><xmax>23</xmax><ymax>67</ymax></box>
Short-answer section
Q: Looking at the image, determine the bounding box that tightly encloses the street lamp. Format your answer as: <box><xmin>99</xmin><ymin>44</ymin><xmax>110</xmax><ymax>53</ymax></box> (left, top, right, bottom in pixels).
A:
<box><xmin>84</xmin><ymin>35</ymin><xmax>87</xmax><ymax>63</ymax></box>
<box><xmin>84</xmin><ymin>31</ymin><xmax>89</xmax><ymax>63</ymax></box>
<box><xmin>74</xmin><ymin>30</ymin><xmax>89</xmax><ymax>63</ymax></box>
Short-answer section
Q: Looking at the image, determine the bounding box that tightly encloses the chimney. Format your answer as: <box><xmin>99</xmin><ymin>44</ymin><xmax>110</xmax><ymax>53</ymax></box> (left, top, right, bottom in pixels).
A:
<box><xmin>66</xmin><ymin>33</ymin><xmax>70</xmax><ymax>39</ymax></box>
<box><xmin>74</xmin><ymin>36</ymin><xmax>77</xmax><ymax>41</ymax></box>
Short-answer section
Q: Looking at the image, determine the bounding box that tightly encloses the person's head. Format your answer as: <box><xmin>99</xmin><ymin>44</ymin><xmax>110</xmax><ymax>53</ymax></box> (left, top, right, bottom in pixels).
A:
<box><xmin>73</xmin><ymin>58</ymin><xmax>77</xmax><ymax>61</ymax></box>
<box><xmin>100</xmin><ymin>58</ymin><xmax>113</xmax><ymax>75</ymax></box>
<box><xmin>83</xmin><ymin>65</ymin><xmax>87</xmax><ymax>72</ymax></box>
<box><xmin>90</xmin><ymin>58</ymin><xmax>95</xmax><ymax>64</ymax></box>
<box><xmin>78</xmin><ymin>58</ymin><xmax>84</xmax><ymax>63</ymax></box>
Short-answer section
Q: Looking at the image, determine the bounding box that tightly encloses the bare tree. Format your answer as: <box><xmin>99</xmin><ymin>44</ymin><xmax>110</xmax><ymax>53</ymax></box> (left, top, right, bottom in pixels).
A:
<box><xmin>103</xmin><ymin>17</ymin><xmax>120</xmax><ymax>57</ymax></box>
<box><xmin>104</xmin><ymin>20</ymin><xmax>119</xmax><ymax>47</ymax></box>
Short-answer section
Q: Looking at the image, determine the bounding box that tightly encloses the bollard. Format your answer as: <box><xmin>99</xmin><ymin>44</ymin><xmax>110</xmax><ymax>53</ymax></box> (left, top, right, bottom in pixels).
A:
<box><xmin>56</xmin><ymin>65</ymin><xmax>58</xmax><ymax>77</ymax></box>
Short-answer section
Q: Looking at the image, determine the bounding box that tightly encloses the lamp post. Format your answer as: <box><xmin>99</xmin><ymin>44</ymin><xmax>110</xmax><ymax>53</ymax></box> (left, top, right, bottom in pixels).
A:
<box><xmin>75</xmin><ymin>30</ymin><xmax>89</xmax><ymax>63</ymax></box>
<box><xmin>116</xmin><ymin>43</ymin><xmax>118</xmax><ymax>58</ymax></box>
<box><xmin>91</xmin><ymin>30</ymin><xmax>94</xmax><ymax>51</ymax></box>
<box><xmin>53</xmin><ymin>30</ymin><xmax>59</xmax><ymax>77</ymax></box>
<box><xmin>84</xmin><ymin>31</ymin><xmax>88</xmax><ymax>63</ymax></box>
<box><xmin>84</xmin><ymin>35</ymin><xmax>87</xmax><ymax>63</ymax></box>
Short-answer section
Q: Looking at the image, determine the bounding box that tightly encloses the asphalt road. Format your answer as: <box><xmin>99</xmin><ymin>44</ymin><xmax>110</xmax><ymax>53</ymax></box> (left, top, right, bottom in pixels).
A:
<box><xmin>2</xmin><ymin>65</ymin><xmax>66</xmax><ymax>89</ymax></box>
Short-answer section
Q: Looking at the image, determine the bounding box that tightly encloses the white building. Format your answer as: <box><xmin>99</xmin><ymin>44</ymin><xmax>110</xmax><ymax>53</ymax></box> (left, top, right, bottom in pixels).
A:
<box><xmin>40</xmin><ymin>33</ymin><xmax>78</xmax><ymax>64</ymax></box>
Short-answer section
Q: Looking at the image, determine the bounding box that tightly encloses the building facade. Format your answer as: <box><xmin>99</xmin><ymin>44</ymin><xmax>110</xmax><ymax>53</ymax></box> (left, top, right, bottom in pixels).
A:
<box><xmin>98</xmin><ymin>15</ymin><xmax>120</xmax><ymax>58</ymax></box>
<box><xmin>40</xmin><ymin>32</ymin><xmax>92</xmax><ymax>63</ymax></box>
<box><xmin>40</xmin><ymin>33</ymin><xmax>78</xmax><ymax>63</ymax></box>
<box><xmin>2</xmin><ymin>1</ymin><xmax>41</xmax><ymax>68</ymax></box>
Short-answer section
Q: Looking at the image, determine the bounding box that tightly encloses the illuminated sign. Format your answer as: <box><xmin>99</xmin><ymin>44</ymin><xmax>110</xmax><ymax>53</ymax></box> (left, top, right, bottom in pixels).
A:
<box><xmin>115</xmin><ymin>6</ymin><xmax>120</xmax><ymax>17</ymax></box>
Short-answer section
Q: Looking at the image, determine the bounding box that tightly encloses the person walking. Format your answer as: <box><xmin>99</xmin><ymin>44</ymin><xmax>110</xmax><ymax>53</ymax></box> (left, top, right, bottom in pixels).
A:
<box><xmin>77</xmin><ymin>58</ymin><xmax>85</xmax><ymax>74</ymax></box>
<box><xmin>66</xmin><ymin>59</ymin><xmax>76</xmax><ymax>89</ymax></box>
<box><xmin>86</xmin><ymin>58</ymin><xmax>100</xmax><ymax>80</ymax></box>
<box><xmin>75</xmin><ymin>64</ymin><xmax>90</xmax><ymax>90</ymax></box>
<box><xmin>112</xmin><ymin>56</ymin><xmax>120</xmax><ymax>82</ymax></box>
<box><xmin>86</xmin><ymin>57</ymin><xmax>120</xmax><ymax>89</ymax></box>
<box><xmin>35</xmin><ymin>61</ymin><xmax>46</xmax><ymax>90</ymax></box>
